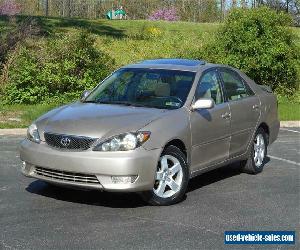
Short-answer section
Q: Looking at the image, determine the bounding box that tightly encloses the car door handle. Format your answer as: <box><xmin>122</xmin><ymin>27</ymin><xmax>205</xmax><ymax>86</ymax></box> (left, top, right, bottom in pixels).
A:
<box><xmin>221</xmin><ymin>112</ymin><xmax>231</xmax><ymax>119</ymax></box>
<box><xmin>252</xmin><ymin>104</ymin><xmax>259</xmax><ymax>110</ymax></box>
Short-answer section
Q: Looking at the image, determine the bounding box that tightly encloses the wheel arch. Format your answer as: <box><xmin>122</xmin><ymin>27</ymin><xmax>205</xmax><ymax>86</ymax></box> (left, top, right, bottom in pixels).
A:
<box><xmin>164</xmin><ymin>139</ymin><xmax>187</xmax><ymax>158</ymax></box>
<box><xmin>258</xmin><ymin>122</ymin><xmax>270</xmax><ymax>145</ymax></box>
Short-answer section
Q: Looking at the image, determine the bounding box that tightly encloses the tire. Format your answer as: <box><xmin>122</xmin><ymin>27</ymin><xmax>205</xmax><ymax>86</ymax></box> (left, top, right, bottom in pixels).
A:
<box><xmin>241</xmin><ymin>127</ymin><xmax>268</xmax><ymax>174</ymax></box>
<box><xmin>141</xmin><ymin>145</ymin><xmax>189</xmax><ymax>206</ymax></box>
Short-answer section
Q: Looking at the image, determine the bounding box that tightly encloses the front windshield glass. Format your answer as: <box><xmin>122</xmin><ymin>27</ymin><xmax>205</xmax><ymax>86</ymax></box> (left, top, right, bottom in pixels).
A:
<box><xmin>85</xmin><ymin>68</ymin><xmax>196</xmax><ymax>110</ymax></box>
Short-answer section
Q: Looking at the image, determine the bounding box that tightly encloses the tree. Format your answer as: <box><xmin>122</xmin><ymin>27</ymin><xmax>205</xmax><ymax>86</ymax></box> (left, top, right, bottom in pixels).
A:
<box><xmin>45</xmin><ymin>0</ymin><xmax>49</xmax><ymax>16</ymax></box>
<box><xmin>0</xmin><ymin>0</ymin><xmax>21</xmax><ymax>16</ymax></box>
<box><xmin>232</xmin><ymin>0</ymin><xmax>237</xmax><ymax>8</ymax></box>
<box><xmin>241</xmin><ymin>0</ymin><xmax>247</xmax><ymax>8</ymax></box>
<box><xmin>202</xmin><ymin>7</ymin><xmax>299</xmax><ymax>95</ymax></box>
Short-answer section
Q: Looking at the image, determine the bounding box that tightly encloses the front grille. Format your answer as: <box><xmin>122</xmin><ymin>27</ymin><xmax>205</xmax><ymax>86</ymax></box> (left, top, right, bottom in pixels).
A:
<box><xmin>34</xmin><ymin>166</ymin><xmax>100</xmax><ymax>184</ymax></box>
<box><xmin>44</xmin><ymin>132</ymin><xmax>96</xmax><ymax>151</ymax></box>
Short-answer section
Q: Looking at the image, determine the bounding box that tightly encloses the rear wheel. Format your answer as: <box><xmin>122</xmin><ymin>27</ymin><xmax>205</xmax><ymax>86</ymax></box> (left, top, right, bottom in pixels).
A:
<box><xmin>141</xmin><ymin>145</ymin><xmax>189</xmax><ymax>206</ymax></box>
<box><xmin>241</xmin><ymin>127</ymin><xmax>267</xmax><ymax>174</ymax></box>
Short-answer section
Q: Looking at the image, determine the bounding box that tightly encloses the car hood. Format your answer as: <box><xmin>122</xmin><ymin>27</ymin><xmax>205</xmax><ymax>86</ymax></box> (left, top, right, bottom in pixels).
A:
<box><xmin>36</xmin><ymin>102</ymin><xmax>168</xmax><ymax>140</ymax></box>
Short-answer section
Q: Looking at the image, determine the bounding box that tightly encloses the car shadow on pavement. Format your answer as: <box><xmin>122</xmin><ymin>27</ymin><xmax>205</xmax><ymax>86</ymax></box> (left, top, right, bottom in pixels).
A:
<box><xmin>26</xmin><ymin>158</ymin><xmax>270</xmax><ymax>208</ymax></box>
<box><xmin>188</xmin><ymin>156</ymin><xmax>270</xmax><ymax>193</ymax></box>
<box><xmin>187</xmin><ymin>162</ymin><xmax>242</xmax><ymax>193</ymax></box>
<box><xmin>26</xmin><ymin>181</ymin><xmax>147</xmax><ymax>208</ymax></box>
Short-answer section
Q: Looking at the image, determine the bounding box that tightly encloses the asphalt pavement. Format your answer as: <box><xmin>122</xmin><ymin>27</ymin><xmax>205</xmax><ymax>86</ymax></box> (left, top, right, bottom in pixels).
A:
<box><xmin>0</xmin><ymin>128</ymin><xmax>299</xmax><ymax>249</ymax></box>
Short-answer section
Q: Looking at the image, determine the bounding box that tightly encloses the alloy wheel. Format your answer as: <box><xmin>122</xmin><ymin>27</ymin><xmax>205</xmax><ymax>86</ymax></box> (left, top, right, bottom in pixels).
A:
<box><xmin>153</xmin><ymin>154</ymin><xmax>183</xmax><ymax>198</ymax></box>
<box><xmin>253</xmin><ymin>133</ymin><xmax>265</xmax><ymax>168</ymax></box>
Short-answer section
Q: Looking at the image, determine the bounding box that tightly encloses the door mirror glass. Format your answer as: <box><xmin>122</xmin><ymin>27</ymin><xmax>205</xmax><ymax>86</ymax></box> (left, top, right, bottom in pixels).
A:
<box><xmin>80</xmin><ymin>90</ymin><xmax>90</xmax><ymax>101</ymax></box>
<box><xmin>192</xmin><ymin>98</ymin><xmax>215</xmax><ymax>110</ymax></box>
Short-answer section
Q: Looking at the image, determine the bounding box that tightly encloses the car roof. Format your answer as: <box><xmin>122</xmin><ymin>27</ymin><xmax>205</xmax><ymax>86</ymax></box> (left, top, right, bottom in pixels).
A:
<box><xmin>123</xmin><ymin>58</ymin><xmax>208</xmax><ymax>72</ymax></box>
<box><xmin>119</xmin><ymin>59</ymin><xmax>262</xmax><ymax>93</ymax></box>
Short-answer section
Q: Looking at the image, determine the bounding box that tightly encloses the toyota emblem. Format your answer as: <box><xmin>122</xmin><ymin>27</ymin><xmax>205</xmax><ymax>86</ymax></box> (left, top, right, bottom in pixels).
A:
<box><xmin>60</xmin><ymin>137</ymin><xmax>71</xmax><ymax>147</ymax></box>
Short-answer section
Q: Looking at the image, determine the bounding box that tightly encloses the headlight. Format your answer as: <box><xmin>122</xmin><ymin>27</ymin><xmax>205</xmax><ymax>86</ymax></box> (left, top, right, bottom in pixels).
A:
<box><xmin>93</xmin><ymin>131</ymin><xmax>150</xmax><ymax>151</ymax></box>
<box><xmin>27</xmin><ymin>123</ymin><xmax>40</xmax><ymax>143</ymax></box>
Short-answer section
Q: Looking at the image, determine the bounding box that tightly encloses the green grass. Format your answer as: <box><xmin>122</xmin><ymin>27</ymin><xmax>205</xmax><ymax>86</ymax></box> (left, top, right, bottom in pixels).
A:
<box><xmin>0</xmin><ymin>16</ymin><xmax>218</xmax><ymax>67</ymax></box>
<box><xmin>97</xmin><ymin>20</ymin><xmax>218</xmax><ymax>66</ymax></box>
<box><xmin>42</xmin><ymin>17</ymin><xmax>218</xmax><ymax>67</ymax></box>
<box><xmin>277</xmin><ymin>94</ymin><xmax>300</xmax><ymax>121</ymax></box>
<box><xmin>278</xmin><ymin>102</ymin><xmax>300</xmax><ymax>121</ymax></box>
<box><xmin>0</xmin><ymin>103</ymin><xmax>61</xmax><ymax>128</ymax></box>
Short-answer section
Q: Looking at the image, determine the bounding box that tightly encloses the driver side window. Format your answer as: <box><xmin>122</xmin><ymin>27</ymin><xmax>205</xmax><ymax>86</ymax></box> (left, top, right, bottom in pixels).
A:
<box><xmin>196</xmin><ymin>70</ymin><xmax>223</xmax><ymax>105</ymax></box>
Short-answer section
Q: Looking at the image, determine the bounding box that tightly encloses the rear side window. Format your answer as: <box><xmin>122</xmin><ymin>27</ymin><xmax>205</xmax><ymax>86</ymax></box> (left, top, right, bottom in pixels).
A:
<box><xmin>219</xmin><ymin>69</ymin><xmax>252</xmax><ymax>101</ymax></box>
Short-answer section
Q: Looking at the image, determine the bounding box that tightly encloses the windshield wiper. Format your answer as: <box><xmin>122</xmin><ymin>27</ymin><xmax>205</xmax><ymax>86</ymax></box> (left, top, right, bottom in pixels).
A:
<box><xmin>110</xmin><ymin>102</ymin><xmax>158</xmax><ymax>108</ymax></box>
<box><xmin>99</xmin><ymin>101</ymin><xmax>134</xmax><ymax>106</ymax></box>
<box><xmin>83</xmin><ymin>100</ymin><xmax>98</xmax><ymax>103</ymax></box>
<box><xmin>84</xmin><ymin>100</ymin><xmax>135</xmax><ymax>106</ymax></box>
<box><xmin>84</xmin><ymin>100</ymin><xmax>163</xmax><ymax>109</ymax></box>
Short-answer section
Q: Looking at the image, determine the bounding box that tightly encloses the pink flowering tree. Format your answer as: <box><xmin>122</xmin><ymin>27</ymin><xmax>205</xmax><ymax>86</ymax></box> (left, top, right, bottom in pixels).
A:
<box><xmin>149</xmin><ymin>7</ymin><xmax>179</xmax><ymax>22</ymax></box>
<box><xmin>0</xmin><ymin>0</ymin><xmax>21</xmax><ymax>16</ymax></box>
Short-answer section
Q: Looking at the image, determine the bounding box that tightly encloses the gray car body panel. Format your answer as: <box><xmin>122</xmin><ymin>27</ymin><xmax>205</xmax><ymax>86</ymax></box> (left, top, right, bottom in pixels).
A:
<box><xmin>20</xmin><ymin>59</ymin><xmax>280</xmax><ymax>192</ymax></box>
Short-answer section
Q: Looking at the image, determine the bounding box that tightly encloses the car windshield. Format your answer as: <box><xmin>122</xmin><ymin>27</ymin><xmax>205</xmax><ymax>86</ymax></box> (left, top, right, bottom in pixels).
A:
<box><xmin>85</xmin><ymin>68</ymin><xmax>196</xmax><ymax>110</ymax></box>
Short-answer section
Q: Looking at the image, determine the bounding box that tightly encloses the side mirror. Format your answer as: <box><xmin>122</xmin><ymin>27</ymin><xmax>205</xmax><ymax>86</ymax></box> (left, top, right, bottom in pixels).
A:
<box><xmin>191</xmin><ymin>98</ymin><xmax>215</xmax><ymax>110</ymax></box>
<box><xmin>80</xmin><ymin>90</ymin><xmax>90</xmax><ymax>101</ymax></box>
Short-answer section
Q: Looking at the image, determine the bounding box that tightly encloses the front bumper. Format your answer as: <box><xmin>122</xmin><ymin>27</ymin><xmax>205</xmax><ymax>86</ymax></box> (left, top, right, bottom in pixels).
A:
<box><xmin>20</xmin><ymin>139</ymin><xmax>162</xmax><ymax>192</ymax></box>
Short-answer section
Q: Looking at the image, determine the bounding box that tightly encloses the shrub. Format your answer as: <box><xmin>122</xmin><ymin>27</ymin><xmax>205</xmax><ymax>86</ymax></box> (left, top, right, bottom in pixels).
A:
<box><xmin>0</xmin><ymin>17</ymin><xmax>45</xmax><ymax>68</ymax></box>
<box><xmin>148</xmin><ymin>7</ymin><xmax>179</xmax><ymax>21</ymax></box>
<box><xmin>2</xmin><ymin>31</ymin><xmax>115</xmax><ymax>104</ymax></box>
<box><xmin>200</xmin><ymin>7</ymin><xmax>299</xmax><ymax>96</ymax></box>
<box><xmin>0</xmin><ymin>0</ymin><xmax>21</xmax><ymax>16</ymax></box>
<box><xmin>129</xmin><ymin>23</ymin><xmax>164</xmax><ymax>40</ymax></box>
<box><xmin>138</xmin><ymin>25</ymin><xmax>164</xmax><ymax>41</ymax></box>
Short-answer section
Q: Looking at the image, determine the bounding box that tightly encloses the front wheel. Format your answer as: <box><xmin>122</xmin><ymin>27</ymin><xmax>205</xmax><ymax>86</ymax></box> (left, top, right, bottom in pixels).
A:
<box><xmin>241</xmin><ymin>127</ymin><xmax>267</xmax><ymax>174</ymax></box>
<box><xmin>141</xmin><ymin>145</ymin><xmax>189</xmax><ymax>206</ymax></box>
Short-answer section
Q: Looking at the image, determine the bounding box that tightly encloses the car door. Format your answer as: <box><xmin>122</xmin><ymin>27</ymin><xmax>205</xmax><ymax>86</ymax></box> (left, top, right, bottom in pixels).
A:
<box><xmin>190</xmin><ymin>69</ymin><xmax>231</xmax><ymax>172</ymax></box>
<box><xmin>219</xmin><ymin>68</ymin><xmax>260</xmax><ymax>158</ymax></box>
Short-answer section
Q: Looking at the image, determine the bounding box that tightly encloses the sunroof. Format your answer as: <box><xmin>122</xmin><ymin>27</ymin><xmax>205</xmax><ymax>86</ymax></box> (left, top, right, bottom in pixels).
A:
<box><xmin>140</xmin><ymin>59</ymin><xmax>206</xmax><ymax>66</ymax></box>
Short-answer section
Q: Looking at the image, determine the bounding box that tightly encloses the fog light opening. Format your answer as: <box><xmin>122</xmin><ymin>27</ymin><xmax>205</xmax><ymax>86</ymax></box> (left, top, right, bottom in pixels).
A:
<box><xmin>111</xmin><ymin>175</ymin><xmax>138</xmax><ymax>184</ymax></box>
